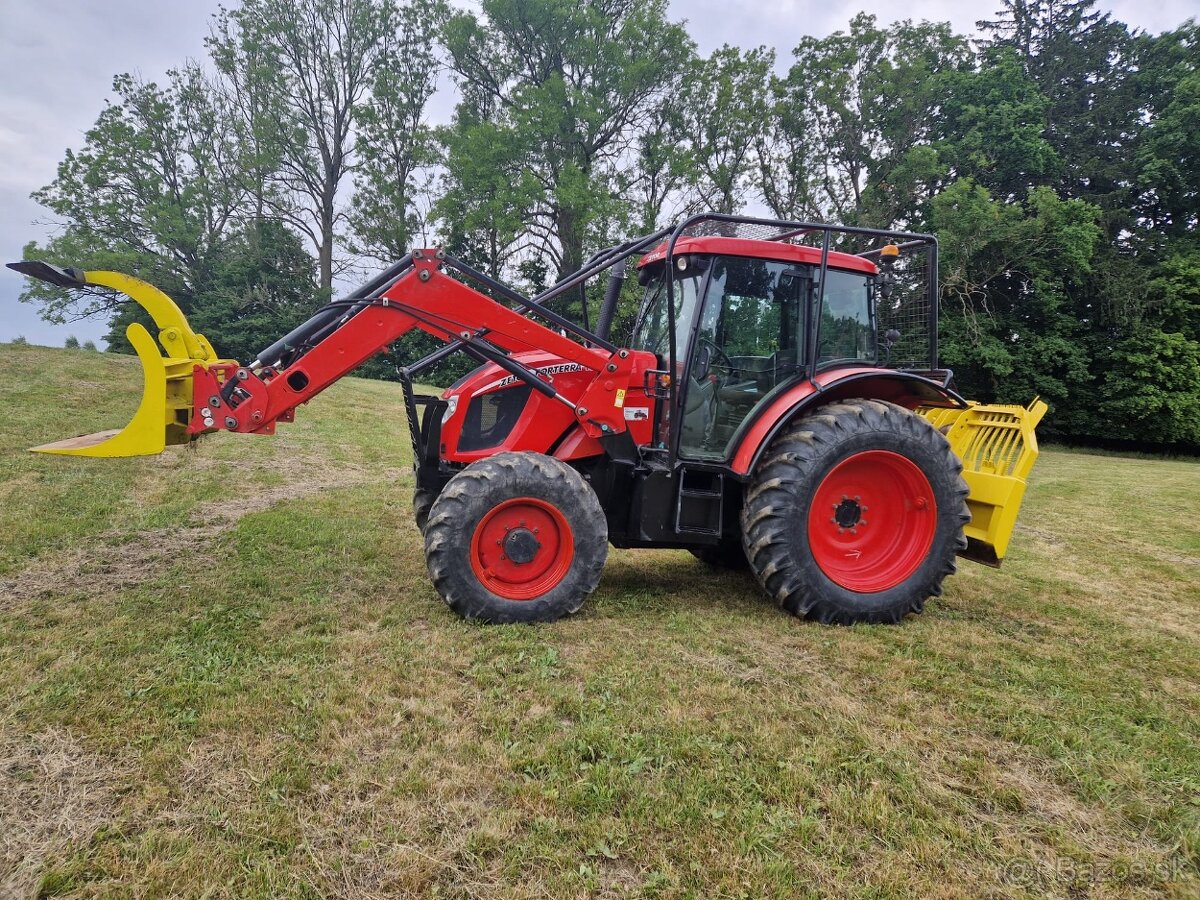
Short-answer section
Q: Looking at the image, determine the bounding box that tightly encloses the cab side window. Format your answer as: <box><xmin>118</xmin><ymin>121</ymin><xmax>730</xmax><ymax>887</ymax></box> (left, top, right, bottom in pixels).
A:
<box><xmin>817</xmin><ymin>270</ymin><xmax>874</xmax><ymax>363</ymax></box>
<box><xmin>679</xmin><ymin>256</ymin><xmax>807</xmax><ymax>458</ymax></box>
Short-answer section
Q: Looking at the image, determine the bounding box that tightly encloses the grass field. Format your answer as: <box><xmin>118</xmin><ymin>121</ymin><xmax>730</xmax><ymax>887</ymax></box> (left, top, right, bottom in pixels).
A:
<box><xmin>1</xmin><ymin>343</ymin><xmax>1197</xmax><ymax>899</ymax></box>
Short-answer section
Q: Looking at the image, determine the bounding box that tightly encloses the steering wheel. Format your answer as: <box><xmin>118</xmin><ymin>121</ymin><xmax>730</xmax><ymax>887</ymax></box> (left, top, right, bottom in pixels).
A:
<box><xmin>697</xmin><ymin>336</ymin><xmax>736</xmax><ymax>384</ymax></box>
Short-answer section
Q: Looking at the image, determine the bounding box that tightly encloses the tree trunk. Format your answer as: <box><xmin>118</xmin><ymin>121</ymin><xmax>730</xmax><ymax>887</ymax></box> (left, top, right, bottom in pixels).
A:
<box><xmin>319</xmin><ymin>193</ymin><xmax>335</xmax><ymax>295</ymax></box>
<box><xmin>556</xmin><ymin>204</ymin><xmax>584</xmax><ymax>282</ymax></box>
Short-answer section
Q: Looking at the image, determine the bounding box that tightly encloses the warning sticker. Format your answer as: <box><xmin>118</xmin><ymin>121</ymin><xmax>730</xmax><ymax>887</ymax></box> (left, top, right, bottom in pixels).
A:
<box><xmin>614</xmin><ymin>388</ymin><xmax>626</xmax><ymax>408</ymax></box>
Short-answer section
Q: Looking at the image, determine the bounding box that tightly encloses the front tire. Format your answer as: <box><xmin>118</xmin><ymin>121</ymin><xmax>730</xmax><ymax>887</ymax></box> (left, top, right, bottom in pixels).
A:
<box><xmin>741</xmin><ymin>399</ymin><xmax>968</xmax><ymax>625</ymax></box>
<box><xmin>424</xmin><ymin>452</ymin><xmax>608</xmax><ymax>623</ymax></box>
<box><xmin>413</xmin><ymin>486</ymin><xmax>436</xmax><ymax>534</ymax></box>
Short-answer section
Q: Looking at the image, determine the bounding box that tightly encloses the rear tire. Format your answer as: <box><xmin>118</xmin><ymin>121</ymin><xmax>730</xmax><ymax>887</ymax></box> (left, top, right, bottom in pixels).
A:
<box><xmin>741</xmin><ymin>399</ymin><xmax>968</xmax><ymax>625</ymax></box>
<box><xmin>424</xmin><ymin>452</ymin><xmax>608</xmax><ymax>623</ymax></box>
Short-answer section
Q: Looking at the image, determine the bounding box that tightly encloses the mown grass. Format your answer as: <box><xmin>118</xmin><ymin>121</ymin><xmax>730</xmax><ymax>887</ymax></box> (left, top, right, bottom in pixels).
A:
<box><xmin>0</xmin><ymin>342</ymin><xmax>1197</xmax><ymax>899</ymax></box>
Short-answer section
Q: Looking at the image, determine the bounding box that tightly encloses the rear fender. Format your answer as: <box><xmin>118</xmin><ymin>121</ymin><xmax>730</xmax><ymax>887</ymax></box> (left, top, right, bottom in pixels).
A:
<box><xmin>730</xmin><ymin>370</ymin><xmax>1047</xmax><ymax>567</ymax></box>
<box><xmin>730</xmin><ymin>369</ymin><xmax>965</xmax><ymax>476</ymax></box>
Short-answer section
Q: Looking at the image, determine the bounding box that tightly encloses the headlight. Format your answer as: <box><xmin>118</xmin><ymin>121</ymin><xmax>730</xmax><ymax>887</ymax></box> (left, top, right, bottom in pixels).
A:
<box><xmin>441</xmin><ymin>395</ymin><xmax>459</xmax><ymax>423</ymax></box>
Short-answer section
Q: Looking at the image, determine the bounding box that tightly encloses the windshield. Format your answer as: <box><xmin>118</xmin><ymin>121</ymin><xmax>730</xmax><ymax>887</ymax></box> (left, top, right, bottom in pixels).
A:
<box><xmin>632</xmin><ymin>267</ymin><xmax>705</xmax><ymax>361</ymax></box>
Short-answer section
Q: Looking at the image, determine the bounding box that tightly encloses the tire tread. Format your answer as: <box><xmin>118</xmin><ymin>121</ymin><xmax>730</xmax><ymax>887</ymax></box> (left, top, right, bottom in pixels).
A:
<box><xmin>741</xmin><ymin>399</ymin><xmax>969</xmax><ymax>625</ymax></box>
<box><xmin>424</xmin><ymin>452</ymin><xmax>607</xmax><ymax>623</ymax></box>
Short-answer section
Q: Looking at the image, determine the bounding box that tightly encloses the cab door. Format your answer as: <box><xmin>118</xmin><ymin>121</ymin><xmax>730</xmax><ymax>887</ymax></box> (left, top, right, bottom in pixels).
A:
<box><xmin>678</xmin><ymin>255</ymin><xmax>809</xmax><ymax>459</ymax></box>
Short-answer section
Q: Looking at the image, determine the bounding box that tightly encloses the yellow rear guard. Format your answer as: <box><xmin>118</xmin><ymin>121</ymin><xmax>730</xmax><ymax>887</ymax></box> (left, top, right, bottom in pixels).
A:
<box><xmin>30</xmin><ymin>271</ymin><xmax>229</xmax><ymax>458</ymax></box>
<box><xmin>920</xmin><ymin>399</ymin><xmax>1049</xmax><ymax>565</ymax></box>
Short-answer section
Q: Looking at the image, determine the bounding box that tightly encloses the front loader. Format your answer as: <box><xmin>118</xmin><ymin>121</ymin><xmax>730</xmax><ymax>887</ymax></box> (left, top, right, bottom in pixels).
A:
<box><xmin>9</xmin><ymin>214</ymin><xmax>1046</xmax><ymax>625</ymax></box>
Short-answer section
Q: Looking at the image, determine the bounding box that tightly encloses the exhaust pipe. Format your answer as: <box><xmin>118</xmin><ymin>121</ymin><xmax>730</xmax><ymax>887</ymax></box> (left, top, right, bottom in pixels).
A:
<box><xmin>595</xmin><ymin>258</ymin><xmax>626</xmax><ymax>342</ymax></box>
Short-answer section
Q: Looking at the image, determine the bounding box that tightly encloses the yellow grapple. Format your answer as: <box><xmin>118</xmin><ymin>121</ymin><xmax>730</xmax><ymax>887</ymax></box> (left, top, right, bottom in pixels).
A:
<box><xmin>14</xmin><ymin>265</ymin><xmax>231</xmax><ymax>457</ymax></box>
<box><xmin>921</xmin><ymin>398</ymin><xmax>1049</xmax><ymax>565</ymax></box>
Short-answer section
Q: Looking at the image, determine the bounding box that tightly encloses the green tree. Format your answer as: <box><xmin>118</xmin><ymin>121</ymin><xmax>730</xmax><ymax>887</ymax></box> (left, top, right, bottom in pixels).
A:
<box><xmin>756</xmin><ymin>73</ymin><xmax>823</xmax><ymax>221</ymax></box>
<box><xmin>934</xmin><ymin>46</ymin><xmax>1058</xmax><ymax>199</ymax></box>
<box><xmin>931</xmin><ymin>179</ymin><xmax>1101</xmax><ymax>423</ymax></box>
<box><xmin>100</xmin><ymin>219</ymin><xmax>320</xmax><ymax>363</ymax></box>
<box><xmin>191</xmin><ymin>220</ymin><xmax>322</xmax><ymax>364</ymax></box>
<box><xmin>978</xmin><ymin>0</ymin><xmax>1140</xmax><ymax>227</ymax></box>
<box><xmin>348</xmin><ymin>0</ymin><xmax>445</xmax><ymax>262</ymax></box>
<box><xmin>623</xmin><ymin>92</ymin><xmax>691</xmax><ymax>233</ymax></box>
<box><xmin>1092</xmin><ymin>329</ymin><xmax>1200</xmax><ymax>447</ymax></box>
<box><xmin>616</xmin><ymin>45</ymin><xmax>772</xmax><ymax>231</ymax></box>
<box><xmin>19</xmin><ymin>61</ymin><xmax>333</xmax><ymax>367</ymax></box>
<box><xmin>20</xmin><ymin>68</ymin><xmax>247</xmax><ymax>324</ymax></box>
<box><xmin>63</xmin><ymin>336</ymin><xmax>80</xmax><ymax>350</ymax></box>
<box><xmin>973</xmin><ymin>3</ymin><xmax>1200</xmax><ymax>448</ymax></box>
<box><xmin>210</xmin><ymin>0</ymin><xmax>401</xmax><ymax>293</ymax></box>
<box><xmin>1133</xmin><ymin>25</ymin><xmax>1200</xmax><ymax>238</ymax></box>
<box><xmin>676</xmin><ymin>46</ymin><xmax>773</xmax><ymax>215</ymax></box>
<box><xmin>765</xmin><ymin>15</ymin><xmax>970</xmax><ymax>227</ymax></box>
<box><xmin>439</xmin><ymin>0</ymin><xmax>694</xmax><ymax>282</ymax></box>
<box><xmin>433</xmin><ymin>111</ymin><xmax>543</xmax><ymax>279</ymax></box>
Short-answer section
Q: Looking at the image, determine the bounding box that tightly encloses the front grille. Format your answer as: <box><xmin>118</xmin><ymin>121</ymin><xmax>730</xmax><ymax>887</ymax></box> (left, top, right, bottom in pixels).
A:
<box><xmin>458</xmin><ymin>385</ymin><xmax>533</xmax><ymax>451</ymax></box>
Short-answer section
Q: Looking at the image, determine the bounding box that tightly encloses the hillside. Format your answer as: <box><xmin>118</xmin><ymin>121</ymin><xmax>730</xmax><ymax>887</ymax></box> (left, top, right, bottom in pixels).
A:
<box><xmin>1</xmin><ymin>344</ymin><xmax>1197</xmax><ymax>898</ymax></box>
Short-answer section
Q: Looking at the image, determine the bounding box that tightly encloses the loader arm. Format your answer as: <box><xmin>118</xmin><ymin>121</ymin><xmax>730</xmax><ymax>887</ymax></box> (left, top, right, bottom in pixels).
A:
<box><xmin>9</xmin><ymin>251</ymin><xmax>648</xmax><ymax>455</ymax></box>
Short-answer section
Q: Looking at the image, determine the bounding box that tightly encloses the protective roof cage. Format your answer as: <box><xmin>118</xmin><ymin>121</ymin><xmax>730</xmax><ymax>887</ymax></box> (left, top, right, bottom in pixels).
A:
<box><xmin>669</xmin><ymin>214</ymin><xmax>939</xmax><ymax>374</ymax></box>
<box><xmin>369</xmin><ymin>215</ymin><xmax>937</xmax><ymax>387</ymax></box>
<box><xmin>861</xmin><ymin>243</ymin><xmax>936</xmax><ymax>371</ymax></box>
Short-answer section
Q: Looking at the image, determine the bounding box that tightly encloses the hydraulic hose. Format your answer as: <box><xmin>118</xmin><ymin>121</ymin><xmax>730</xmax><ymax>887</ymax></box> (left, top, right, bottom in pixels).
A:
<box><xmin>251</xmin><ymin>254</ymin><xmax>413</xmax><ymax>369</ymax></box>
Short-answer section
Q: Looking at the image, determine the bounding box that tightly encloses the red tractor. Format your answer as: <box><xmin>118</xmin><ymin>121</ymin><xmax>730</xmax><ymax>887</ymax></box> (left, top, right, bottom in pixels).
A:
<box><xmin>11</xmin><ymin>214</ymin><xmax>1045</xmax><ymax>625</ymax></box>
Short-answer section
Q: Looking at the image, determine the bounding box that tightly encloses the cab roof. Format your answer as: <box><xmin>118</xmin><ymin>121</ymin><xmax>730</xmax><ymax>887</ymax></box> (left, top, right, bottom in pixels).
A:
<box><xmin>638</xmin><ymin>236</ymin><xmax>878</xmax><ymax>275</ymax></box>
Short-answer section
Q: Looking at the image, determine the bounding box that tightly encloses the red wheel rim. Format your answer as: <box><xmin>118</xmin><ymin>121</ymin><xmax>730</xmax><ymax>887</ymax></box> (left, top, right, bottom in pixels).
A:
<box><xmin>807</xmin><ymin>450</ymin><xmax>937</xmax><ymax>593</ymax></box>
<box><xmin>469</xmin><ymin>497</ymin><xmax>574</xmax><ymax>600</ymax></box>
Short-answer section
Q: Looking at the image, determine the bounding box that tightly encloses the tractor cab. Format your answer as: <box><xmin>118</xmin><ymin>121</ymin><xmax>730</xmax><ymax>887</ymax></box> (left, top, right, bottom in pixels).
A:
<box><xmin>633</xmin><ymin>236</ymin><xmax>893</xmax><ymax>460</ymax></box>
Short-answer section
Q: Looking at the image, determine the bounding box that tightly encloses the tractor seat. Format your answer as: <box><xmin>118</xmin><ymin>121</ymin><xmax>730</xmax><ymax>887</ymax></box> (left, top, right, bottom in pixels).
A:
<box><xmin>723</xmin><ymin>350</ymin><xmax>799</xmax><ymax>395</ymax></box>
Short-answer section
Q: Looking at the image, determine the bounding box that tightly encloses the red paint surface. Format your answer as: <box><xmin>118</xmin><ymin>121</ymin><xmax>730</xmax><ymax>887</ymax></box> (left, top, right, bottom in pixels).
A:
<box><xmin>469</xmin><ymin>496</ymin><xmax>575</xmax><ymax>600</ymax></box>
<box><xmin>807</xmin><ymin>450</ymin><xmax>937</xmax><ymax>593</ymax></box>
<box><xmin>639</xmin><ymin>236</ymin><xmax>878</xmax><ymax>275</ymax></box>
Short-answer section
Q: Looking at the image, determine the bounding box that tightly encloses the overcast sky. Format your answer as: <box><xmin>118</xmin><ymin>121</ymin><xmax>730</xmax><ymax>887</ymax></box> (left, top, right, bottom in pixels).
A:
<box><xmin>0</xmin><ymin>0</ymin><xmax>1193</xmax><ymax>347</ymax></box>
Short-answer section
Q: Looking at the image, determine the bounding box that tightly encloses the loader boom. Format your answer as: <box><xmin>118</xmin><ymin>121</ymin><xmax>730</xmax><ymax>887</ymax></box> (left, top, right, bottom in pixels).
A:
<box><xmin>8</xmin><ymin>250</ymin><xmax>652</xmax><ymax>453</ymax></box>
<box><xmin>196</xmin><ymin>251</ymin><xmax>651</xmax><ymax>444</ymax></box>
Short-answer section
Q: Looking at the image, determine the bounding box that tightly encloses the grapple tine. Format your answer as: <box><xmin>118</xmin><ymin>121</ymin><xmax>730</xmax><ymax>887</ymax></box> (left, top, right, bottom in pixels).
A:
<box><xmin>12</xmin><ymin>264</ymin><xmax>233</xmax><ymax>458</ymax></box>
<box><xmin>31</xmin><ymin>322</ymin><xmax>173</xmax><ymax>456</ymax></box>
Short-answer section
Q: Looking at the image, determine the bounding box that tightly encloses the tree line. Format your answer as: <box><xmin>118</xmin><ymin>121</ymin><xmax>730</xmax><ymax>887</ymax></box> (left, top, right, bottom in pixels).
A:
<box><xmin>18</xmin><ymin>0</ymin><xmax>1200</xmax><ymax>450</ymax></box>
